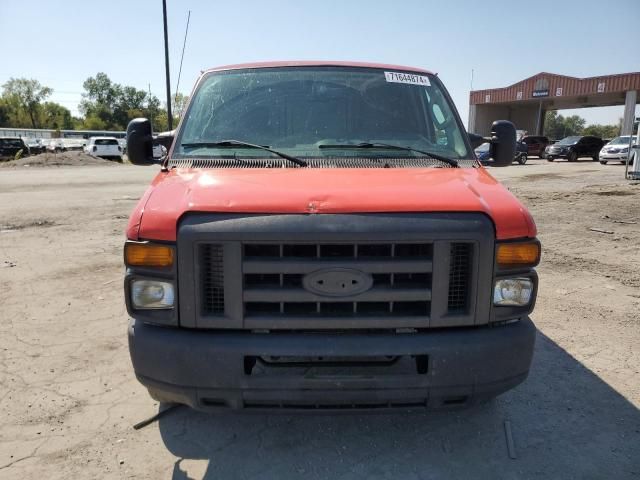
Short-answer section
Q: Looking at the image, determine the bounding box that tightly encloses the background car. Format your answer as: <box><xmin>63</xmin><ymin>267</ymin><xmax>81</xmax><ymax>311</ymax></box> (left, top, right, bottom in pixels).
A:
<box><xmin>515</xmin><ymin>138</ymin><xmax>528</xmax><ymax>164</ymax></box>
<box><xmin>24</xmin><ymin>138</ymin><xmax>46</xmax><ymax>155</ymax></box>
<box><xmin>545</xmin><ymin>135</ymin><xmax>604</xmax><ymax>162</ymax></box>
<box><xmin>0</xmin><ymin>137</ymin><xmax>30</xmax><ymax>160</ymax></box>
<box><xmin>474</xmin><ymin>142</ymin><xmax>491</xmax><ymax>163</ymax></box>
<box><xmin>522</xmin><ymin>135</ymin><xmax>550</xmax><ymax>158</ymax></box>
<box><xmin>46</xmin><ymin>139</ymin><xmax>65</xmax><ymax>153</ymax></box>
<box><xmin>85</xmin><ymin>136</ymin><xmax>123</xmax><ymax>161</ymax></box>
<box><xmin>599</xmin><ymin>136</ymin><xmax>634</xmax><ymax>164</ymax></box>
<box><xmin>62</xmin><ymin>138</ymin><xmax>86</xmax><ymax>151</ymax></box>
<box><xmin>475</xmin><ymin>140</ymin><xmax>527</xmax><ymax>165</ymax></box>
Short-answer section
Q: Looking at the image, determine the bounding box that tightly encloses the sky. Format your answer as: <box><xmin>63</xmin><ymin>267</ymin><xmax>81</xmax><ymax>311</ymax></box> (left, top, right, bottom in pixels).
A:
<box><xmin>1</xmin><ymin>0</ymin><xmax>639</xmax><ymax>128</ymax></box>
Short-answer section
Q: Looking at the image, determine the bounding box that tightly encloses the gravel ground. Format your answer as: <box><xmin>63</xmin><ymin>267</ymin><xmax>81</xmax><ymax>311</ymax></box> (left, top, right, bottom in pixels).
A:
<box><xmin>0</xmin><ymin>160</ymin><xmax>638</xmax><ymax>479</ymax></box>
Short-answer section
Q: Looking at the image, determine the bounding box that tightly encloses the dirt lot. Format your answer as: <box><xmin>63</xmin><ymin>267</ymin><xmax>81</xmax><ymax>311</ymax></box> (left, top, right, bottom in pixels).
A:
<box><xmin>0</xmin><ymin>151</ymin><xmax>120</xmax><ymax>169</ymax></box>
<box><xmin>1</xmin><ymin>159</ymin><xmax>639</xmax><ymax>479</ymax></box>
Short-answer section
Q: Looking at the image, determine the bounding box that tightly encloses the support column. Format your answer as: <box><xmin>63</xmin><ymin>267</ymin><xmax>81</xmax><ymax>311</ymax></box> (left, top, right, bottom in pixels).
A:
<box><xmin>538</xmin><ymin>107</ymin><xmax>546</xmax><ymax>136</ymax></box>
<box><xmin>621</xmin><ymin>90</ymin><xmax>637</xmax><ymax>135</ymax></box>
<box><xmin>535</xmin><ymin>101</ymin><xmax>546</xmax><ymax>136</ymax></box>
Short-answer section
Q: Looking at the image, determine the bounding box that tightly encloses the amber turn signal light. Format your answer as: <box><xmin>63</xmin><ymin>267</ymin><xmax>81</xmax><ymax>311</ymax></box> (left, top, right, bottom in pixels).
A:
<box><xmin>125</xmin><ymin>242</ymin><xmax>174</xmax><ymax>267</ymax></box>
<box><xmin>496</xmin><ymin>241</ymin><xmax>540</xmax><ymax>267</ymax></box>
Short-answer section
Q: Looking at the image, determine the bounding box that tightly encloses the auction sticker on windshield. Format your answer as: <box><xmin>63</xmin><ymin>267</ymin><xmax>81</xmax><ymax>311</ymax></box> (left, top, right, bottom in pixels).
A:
<box><xmin>384</xmin><ymin>71</ymin><xmax>431</xmax><ymax>86</ymax></box>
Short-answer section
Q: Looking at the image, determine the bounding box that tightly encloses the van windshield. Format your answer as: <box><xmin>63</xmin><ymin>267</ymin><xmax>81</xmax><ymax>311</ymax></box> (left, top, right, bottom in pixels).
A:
<box><xmin>175</xmin><ymin>66</ymin><xmax>472</xmax><ymax>164</ymax></box>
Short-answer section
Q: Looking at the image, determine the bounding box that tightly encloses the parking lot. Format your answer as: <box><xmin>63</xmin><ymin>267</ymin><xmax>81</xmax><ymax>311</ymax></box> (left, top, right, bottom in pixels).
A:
<box><xmin>1</xmin><ymin>158</ymin><xmax>639</xmax><ymax>479</ymax></box>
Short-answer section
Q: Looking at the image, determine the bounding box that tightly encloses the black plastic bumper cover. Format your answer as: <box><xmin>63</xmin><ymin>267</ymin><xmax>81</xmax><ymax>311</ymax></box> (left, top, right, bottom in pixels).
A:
<box><xmin>128</xmin><ymin>318</ymin><xmax>536</xmax><ymax>411</ymax></box>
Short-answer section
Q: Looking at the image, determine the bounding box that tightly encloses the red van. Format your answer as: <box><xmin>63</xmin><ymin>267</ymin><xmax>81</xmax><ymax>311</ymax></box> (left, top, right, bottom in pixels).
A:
<box><xmin>124</xmin><ymin>62</ymin><xmax>540</xmax><ymax>412</ymax></box>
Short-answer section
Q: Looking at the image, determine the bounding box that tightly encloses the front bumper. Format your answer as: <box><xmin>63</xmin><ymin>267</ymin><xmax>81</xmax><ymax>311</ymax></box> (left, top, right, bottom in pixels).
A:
<box><xmin>599</xmin><ymin>153</ymin><xmax>628</xmax><ymax>161</ymax></box>
<box><xmin>128</xmin><ymin>317</ymin><xmax>536</xmax><ymax>412</ymax></box>
<box><xmin>546</xmin><ymin>150</ymin><xmax>568</xmax><ymax>158</ymax></box>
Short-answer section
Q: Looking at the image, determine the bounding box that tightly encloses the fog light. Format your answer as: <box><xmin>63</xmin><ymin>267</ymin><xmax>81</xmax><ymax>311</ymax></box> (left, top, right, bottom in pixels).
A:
<box><xmin>494</xmin><ymin>278</ymin><xmax>533</xmax><ymax>306</ymax></box>
<box><xmin>131</xmin><ymin>280</ymin><xmax>174</xmax><ymax>309</ymax></box>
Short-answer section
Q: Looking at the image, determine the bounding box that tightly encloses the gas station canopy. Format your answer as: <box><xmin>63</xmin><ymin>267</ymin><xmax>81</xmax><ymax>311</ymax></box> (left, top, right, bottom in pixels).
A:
<box><xmin>468</xmin><ymin>72</ymin><xmax>640</xmax><ymax>137</ymax></box>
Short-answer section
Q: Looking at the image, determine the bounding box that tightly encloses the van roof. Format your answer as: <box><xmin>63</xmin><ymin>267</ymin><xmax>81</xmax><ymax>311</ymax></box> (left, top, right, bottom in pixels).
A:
<box><xmin>203</xmin><ymin>61</ymin><xmax>435</xmax><ymax>75</ymax></box>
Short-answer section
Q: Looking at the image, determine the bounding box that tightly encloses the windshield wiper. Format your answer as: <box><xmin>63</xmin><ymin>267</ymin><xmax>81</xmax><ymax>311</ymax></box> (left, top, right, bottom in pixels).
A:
<box><xmin>181</xmin><ymin>140</ymin><xmax>307</xmax><ymax>167</ymax></box>
<box><xmin>318</xmin><ymin>142</ymin><xmax>458</xmax><ymax>167</ymax></box>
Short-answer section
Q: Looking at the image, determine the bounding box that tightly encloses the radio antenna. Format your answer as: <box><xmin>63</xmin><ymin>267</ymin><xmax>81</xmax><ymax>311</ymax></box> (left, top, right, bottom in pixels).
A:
<box><xmin>174</xmin><ymin>9</ymin><xmax>191</xmax><ymax>119</ymax></box>
<box><xmin>162</xmin><ymin>0</ymin><xmax>172</xmax><ymax>130</ymax></box>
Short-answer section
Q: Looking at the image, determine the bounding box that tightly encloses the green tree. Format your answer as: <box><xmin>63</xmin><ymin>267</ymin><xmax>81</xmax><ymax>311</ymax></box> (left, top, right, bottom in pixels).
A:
<box><xmin>583</xmin><ymin>124</ymin><xmax>620</xmax><ymax>139</ymax></box>
<box><xmin>544</xmin><ymin>111</ymin><xmax>586</xmax><ymax>139</ymax></box>
<box><xmin>1</xmin><ymin>78</ymin><xmax>53</xmax><ymax>128</ymax></box>
<box><xmin>173</xmin><ymin>92</ymin><xmax>189</xmax><ymax>118</ymax></box>
<box><xmin>82</xmin><ymin>114</ymin><xmax>107</xmax><ymax>130</ymax></box>
<box><xmin>39</xmin><ymin>102</ymin><xmax>74</xmax><ymax>130</ymax></box>
<box><xmin>80</xmin><ymin>72</ymin><xmax>164</xmax><ymax>130</ymax></box>
<box><xmin>80</xmin><ymin>73</ymin><xmax>120</xmax><ymax>129</ymax></box>
<box><xmin>0</xmin><ymin>98</ymin><xmax>10</xmax><ymax>127</ymax></box>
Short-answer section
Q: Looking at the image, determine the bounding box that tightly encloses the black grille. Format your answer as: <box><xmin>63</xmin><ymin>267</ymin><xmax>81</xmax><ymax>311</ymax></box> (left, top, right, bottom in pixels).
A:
<box><xmin>242</xmin><ymin>243</ymin><xmax>432</xmax><ymax>319</ymax></box>
<box><xmin>448</xmin><ymin>243</ymin><xmax>473</xmax><ymax>313</ymax></box>
<box><xmin>201</xmin><ymin>244</ymin><xmax>225</xmax><ymax>314</ymax></box>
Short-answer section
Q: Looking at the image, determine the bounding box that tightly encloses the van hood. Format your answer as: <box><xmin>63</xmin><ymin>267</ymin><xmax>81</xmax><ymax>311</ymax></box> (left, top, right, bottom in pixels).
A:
<box><xmin>127</xmin><ymin>167</ymin><xmax>536</xmax><ymax>241</ymax></box>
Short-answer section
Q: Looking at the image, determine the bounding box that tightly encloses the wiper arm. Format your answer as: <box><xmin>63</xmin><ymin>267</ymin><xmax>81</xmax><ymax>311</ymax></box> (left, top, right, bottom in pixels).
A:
<box><xmin>181</xmin><ymin>139</ymin><xmax>307</xmax><ymax>167</ymax></box>
<box><xmin>318</xmin><ymin>142</ymin><xmax>458</xmax><ymax>167</ymax></box>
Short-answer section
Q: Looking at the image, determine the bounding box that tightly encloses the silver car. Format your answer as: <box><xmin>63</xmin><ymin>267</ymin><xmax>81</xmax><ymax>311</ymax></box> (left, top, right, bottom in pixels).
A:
<box><xmin>599</xmin><ymin>136</ymin><xmax>632</xmax><ymax>164</ymax></box>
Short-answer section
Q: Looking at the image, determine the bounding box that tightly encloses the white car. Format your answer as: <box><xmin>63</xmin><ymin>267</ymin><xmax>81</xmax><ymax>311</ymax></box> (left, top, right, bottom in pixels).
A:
<box><xmin>62</xmin><ymin>138</ymin><xmax>86</xmax><ymax>151</ymax></box>
<box><xmin>599</xmin><ymin>136</ymin><xmax>632</xmax><ymax>164</ymax></box>
<box><xmin>152</xmin><ymin>144</ymin><xmax>166</xmax><ymax>159</ymax></box>
<box><xmin>46</xmin><ymin>139</ymin><xmax>65</xmax><ymax>153</ymax></box>
<box><xmin>85</xmin><ymin>137</ymin><xmax>123</xmax><ymax>162</ymax></box>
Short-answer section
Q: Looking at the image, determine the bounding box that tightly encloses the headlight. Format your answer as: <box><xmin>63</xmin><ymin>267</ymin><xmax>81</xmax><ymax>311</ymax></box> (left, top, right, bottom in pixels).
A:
<box><xmin>621</xmin><ymin>148</ymin><xmax>628</xmax><ymax>153</ymax></box>
<box><xmin>131</xmin><ymin>280</ymin><xmax>175</xmax><ymax>309</ymax></box>
<box><xmin>494</xmin><ymin>278</ymin><xmax>533</xmax><ymax>306</ymax></box>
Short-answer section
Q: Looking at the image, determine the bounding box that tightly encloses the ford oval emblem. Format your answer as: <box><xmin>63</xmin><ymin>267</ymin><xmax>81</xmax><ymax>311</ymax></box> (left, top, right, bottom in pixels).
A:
<box><xmin>303</xmin><ymin>268</ymin><xmax>373</xmax><ymax>297</ymax></box>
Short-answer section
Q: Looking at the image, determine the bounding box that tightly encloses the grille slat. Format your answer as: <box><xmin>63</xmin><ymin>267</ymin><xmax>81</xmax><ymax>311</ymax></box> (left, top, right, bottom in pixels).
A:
<box><xmin>244</xmin><ymin>286</ymin><xmax>432</xmax><ymax>303</ymax></box>
<box><xmin>243</xmin><ymin>259</ymin><xmax>433</xmax><ymax>274</ymax></box>
<box><xmin>201</xmin><ymin>244</ymin><xmax>225</xmax><ymax>315</ymax></box>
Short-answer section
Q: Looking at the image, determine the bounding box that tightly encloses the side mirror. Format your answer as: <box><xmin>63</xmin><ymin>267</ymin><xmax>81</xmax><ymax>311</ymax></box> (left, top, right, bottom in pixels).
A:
<box><xmin>489</xmin><ymin>120</ymin><xmax>516</xmax><ymax>167</ymax></box>
<box><xmin>126</xmin><ymin>118</ymin><xmax>155</xmax><ymax>165</ymax></box>
<box><xmin>468</xmin><ymin>133</ymin><xmax>487</xmax><ymax>150</ymax></box>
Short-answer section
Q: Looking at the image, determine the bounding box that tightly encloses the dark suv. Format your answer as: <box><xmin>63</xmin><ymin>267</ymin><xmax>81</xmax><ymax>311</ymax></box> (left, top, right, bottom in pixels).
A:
<box><xmin>0</xmin><ymin>137</ymin><xmax>29</xmax><ymax>160</ymax></box>
<box><xmin>545</xmin><ymin>135</ymin><xmax>604</xmax><ymax>162</ymax></box>
<box><xmin>522</xmin><ymin>136</ymin><xmax>549</xmax><ymax>158</ymax></box>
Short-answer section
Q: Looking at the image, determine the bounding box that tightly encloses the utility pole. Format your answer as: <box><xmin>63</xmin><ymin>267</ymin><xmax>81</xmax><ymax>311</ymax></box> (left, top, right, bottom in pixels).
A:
<box><xmin>162</xmin><ymin>0</ymin><xmax>173</xmax><ymax>131</ymax></box>
<box><xmin>148</xmin><ymin>83</ymin><xmax>153</xmax><ymax>125</ymax></box>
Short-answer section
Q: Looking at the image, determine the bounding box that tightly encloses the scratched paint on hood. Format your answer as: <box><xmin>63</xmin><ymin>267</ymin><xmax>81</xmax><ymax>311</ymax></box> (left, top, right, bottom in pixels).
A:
<box><xmin>126</xmin><ymin>167</ymin><xmax>536</xmax><ymax>242</ymax></box>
